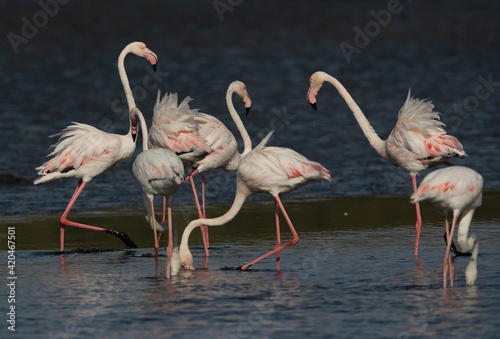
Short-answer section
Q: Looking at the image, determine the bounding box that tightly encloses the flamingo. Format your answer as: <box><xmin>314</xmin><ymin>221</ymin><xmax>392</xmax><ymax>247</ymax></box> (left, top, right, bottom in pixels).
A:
<box><xmin>131</xmin><ymin>108</ymin><xmax>184</xmax><ymax>279</ymax></box>
<box><xmin>410</xmin><ymin>166</ymin><xmax>483</xmax><ymax>288</ymax></box>
<box><xmin>187</xmin><ymin>81</ymin><xmax>253</xmax><ymax>252</ymax></box>
<box><xmin>179</xmin><ymin>130</ymin><xmax>332</xmax><ymax>271</ymax></box>
<box><xmin>147</xmin><ymin>91</ymin><xmax>213</xmax><ymax>255</ymax></box>
<box><xmin>34</xmin><ymin>42</ymin><xmax>158</xmax><ymax>251</ymax></box>
<box><xmin>307</xmin><ymin>71</ymin><xmax>467</xmax><ymax>257</ymax></box>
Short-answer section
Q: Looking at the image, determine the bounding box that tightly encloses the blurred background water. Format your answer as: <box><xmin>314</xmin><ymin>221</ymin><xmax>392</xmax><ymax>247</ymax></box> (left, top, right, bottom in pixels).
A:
<box><xmin>1</xmin><ymin>0</ymin><xmax>500</xmax><ymax>338</ymax></box>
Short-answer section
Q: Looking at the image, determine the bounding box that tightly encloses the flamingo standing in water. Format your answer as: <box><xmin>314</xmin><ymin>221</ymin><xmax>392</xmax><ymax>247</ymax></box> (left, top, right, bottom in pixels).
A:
<box><xmin>179</xmin><ymin>128</ymin><xmax>332</xmax><ymax>271</ymax></box>
<box><xmin>410</xmin><ymin>166</ymin><xmax>483</xmax><ymax>288</ymax></box>
<box><xmin>147</xmin><ymin>91</ymin><xmax>213</xmax><ymax>255</ymax></box>
<box><xmin>187</xmin><ymin>81</ymin><xmax>253</xmax><ymax>252</ymax></box>
<box><xmin>131</xmin><ymin>108</ymin><xmax>184</xmax><ymax>278</ymax></box>
<box><xmin>307</xmin><ymin>71</ymin><xmax>467</xmax><ymax>257</ymax></box>
<box><xmin>34</xmin><ymin>42</ymin><xmax>158</xmax><ymax>251</ymax></box>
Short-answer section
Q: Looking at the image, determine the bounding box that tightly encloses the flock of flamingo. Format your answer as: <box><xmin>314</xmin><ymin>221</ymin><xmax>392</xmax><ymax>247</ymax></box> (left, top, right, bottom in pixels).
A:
<box><xmin>34</xmin><ymin>42</ymin><xmax>483</xmax><ymax>287</ymax></box>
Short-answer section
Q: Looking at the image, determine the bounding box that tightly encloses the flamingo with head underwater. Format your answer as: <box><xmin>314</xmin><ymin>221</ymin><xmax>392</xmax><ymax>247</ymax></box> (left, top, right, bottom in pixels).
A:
<box><xmin>307</xmin><ymin>71</ymin><xmax>467</xmax><ymax>257</ymax></box>
<box><xmin>34</xmin><ymin>42</ymin><xmax>158</xmax><ymax>251</ymax></box>
<box><xmin>410</xmin><ymin>166</ymin><xmax>483</xmax><ymax>288</ymax></box>
<box><xmin>131</xmin><ymin>107</ymin><xmax>184</xmax><ymax>279</ymax></box>
<box><xmin>147</xmin><ymin>90</ymin><xmax>213</xmax><ymax>256</ymax></box>
<box><xmin>186</xmin><ymin>80</ymin><xmax>253</xmax><ymax>252</ymax></box>
<box><xmin>179</xmin><ymin>82</ymin><xmax>332</xmax><ymax>271</ymax></box>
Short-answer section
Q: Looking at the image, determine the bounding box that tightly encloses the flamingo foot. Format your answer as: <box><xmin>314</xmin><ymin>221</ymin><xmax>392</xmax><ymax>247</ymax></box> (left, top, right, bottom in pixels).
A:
<box><xmin>103</xmin><ymin>229</ymin><xmax>138</xmax><ymax>248</ymax></box>
<box><xmin>443</xmin><ymin>232</ymin><xmax>471</xmax><ymax>256</ymax></box>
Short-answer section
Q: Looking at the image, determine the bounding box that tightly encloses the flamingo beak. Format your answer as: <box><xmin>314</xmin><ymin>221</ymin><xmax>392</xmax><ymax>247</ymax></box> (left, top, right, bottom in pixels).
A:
<box><xmin>243</xmin><ymin>91</ymin><xmax>252</xmax><ymax>115</ymax></box>
<box><xmin>144</xmin><ymin>48</ymin><xmax>158</xmax><ymax>72</ymax></box>
<box><xmin>307</xmin><ymin>83</ymin><xmax>318</xmax><ymax>111</ymax></box>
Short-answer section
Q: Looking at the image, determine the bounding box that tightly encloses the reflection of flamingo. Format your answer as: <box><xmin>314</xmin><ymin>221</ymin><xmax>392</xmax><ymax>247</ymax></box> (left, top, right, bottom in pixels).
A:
<box><xmin>147</xmin><ymin>91</ymin><xmax>212</xmax><ymax>255</ymax></box>
<box><xmin>34</xmin><ymin>42</ymin><xmax>158</xmax><ymax>251</ymax></box>
<box><xmin>179</xmin><ymin>130</ymin><xmax>332</xmax><ymax>271</ymax></box>
<box><xmin>132</xmin><ymin>108</ymin><xmax>184</xmax><ymax>279</ymax></box>
<box><xmin>410</xmin><ymin>166</ymin><xmax>483</xmax><ymax>288</ymax></box>
<box><xmin>188</xmin><ymin>81</ymin><xmax>253</xmax><ymax>252</ymax></box>
<box><xmin>308</xmin><ymin>71</ymin><xmax>467</xmax><ymax>257</ymax></box>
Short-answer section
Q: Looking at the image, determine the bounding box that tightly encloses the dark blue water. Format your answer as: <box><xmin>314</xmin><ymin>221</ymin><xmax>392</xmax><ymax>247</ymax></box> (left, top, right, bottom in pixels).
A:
<box><xmin>1</xmin><ymin>1</ymin><xmax>500</xmax><ymax>338</ymax></box>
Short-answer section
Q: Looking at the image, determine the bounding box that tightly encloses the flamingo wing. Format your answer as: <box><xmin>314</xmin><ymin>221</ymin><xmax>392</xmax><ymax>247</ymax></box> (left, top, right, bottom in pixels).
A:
<box><xmin>36</xmin><ymin>123</ymin><xmax>118</xmax><ymax>177</ymax></box>
<box><xmin>386</xmin><ymin>91</ymin><xmax>466</xmax><ymax>171</ymax></box>
<box><xmin>148</xmin><ymin>92</ymin><xmax>211</xmax><ymax>154</ymax></box>
<box><xmin>411</xmin><ymin>166</ymin><xmax>483</xmax><ymax>211</ymax></box>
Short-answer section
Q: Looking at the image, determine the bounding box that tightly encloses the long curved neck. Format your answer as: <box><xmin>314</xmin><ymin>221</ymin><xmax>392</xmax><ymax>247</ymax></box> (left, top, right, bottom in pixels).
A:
<box><xmin>138</xmin><ymin>109</ymin><xmax>149</xmax><ymax>151</ymax></box>
<box><xmin>324</xmin><ymin>74</ymin><xmax>386</xmax><ymax>158</ymax></box>
<box><xmin>180</xmin><ymin>180</ymin><xmax>250</xmax><ymax>251</ymax></box>
<box><xmin>226</xmin><ymin>88</ymin><xmax>252</xmax><ymax>156</ymax></box>
<box><xmin>118</xmin><ymin>46</ymin><xmax>136</xmax><ymax>111</ymax></box>
<box><xmin>457</xmin><ymin>208</ymin><xmax>476</xmax><ymax>252</ymax></box>
<box><xmin>141</xmin><ymin>192</ymin><xmax>161</xmax><ymax>232</ymax></box>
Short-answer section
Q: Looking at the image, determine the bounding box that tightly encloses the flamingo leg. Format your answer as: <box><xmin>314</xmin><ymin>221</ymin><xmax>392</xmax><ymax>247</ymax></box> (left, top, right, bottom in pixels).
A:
<box><xmin>202</xmin><ymin>174</ymin><xmax>210</xmax><ymax>248</ymax></box>
<box><xmin>443</xmin><ymin>214</ymin><xmax>459</xmax><ymax>288</ymax></box>
<box><xmin>59</xmin><ymin>180</ymin><xmax>137</xmax><ymax>251</ymax></box>
<box><xmin>162</xmin><ymin>197</ymin><xmax>167</xmax><ymax>222</ymax></box>
<box><xmin>240</xmin><ymin>195</ymin><xmax>299</xmax><ymax>271</ymax></box>
<box><xmin>166</xmin><ymin>201</ymin><xmax>173</xmax><ymax>279</ymax></box>
<box><xmin>189</xmin><ymin>172</ymin><xmax>210</xmax><ymax>257</ymax></box>
<box><xmin>411</xmin><ymin>175</ymin><xmax>422</xmax><ymax>257</ymax></box>
<box><xmin>151</xmin><ymin>200</ymin><xmax>159</xmax><ymax>279</ymax></box>
<box><xmin>275</xmin><ymin>200</ymin><xmax>281</xmax><ymax>271</ymax></box>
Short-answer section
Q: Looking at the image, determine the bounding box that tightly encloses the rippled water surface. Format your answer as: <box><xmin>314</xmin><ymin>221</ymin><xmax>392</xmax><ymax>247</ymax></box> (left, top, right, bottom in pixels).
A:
<box><xmin>1</xmin><ymin>0</ymin><xmax>500</xmax><ymax>338</ymax></box>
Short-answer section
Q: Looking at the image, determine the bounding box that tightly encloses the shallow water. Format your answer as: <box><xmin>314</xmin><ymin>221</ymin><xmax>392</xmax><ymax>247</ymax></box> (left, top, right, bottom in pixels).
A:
<box><xmin>2</xmin><ymin>196</ymin><xmax>500</xmax><ymax>338</ymax></box>
<box><xmin>2</xmin><ymin>0</ymin><xmax>500</xmax><ymax>338</ymax></box>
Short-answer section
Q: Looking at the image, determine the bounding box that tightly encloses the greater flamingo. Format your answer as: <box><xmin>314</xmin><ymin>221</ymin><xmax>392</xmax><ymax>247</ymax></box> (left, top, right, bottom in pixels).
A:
<box><xmin>34</xmin><ymin>42</ymin><xmax>158</xmax><ymax>251</ymax></box>
<box><xmin>410</xmin><ymin>166</ymin><xmax>483</xmax><ymax>288</ymax></box>
<box><xmin>307</xmin><ymin>71</ymin><xmax>467</xmax><ymax>257</ymax></box>
<box><xmin>187</xmin><ymin>81</ymin><xmax>253</xmax><ymax>252</ymax></box>
<box><xmin>147</xmin><ymin>91</ymin><xmax>212</xmax><ymax>255</ymax></box>
<box><xmin>132</xmin><ymin>108</ymin><xmax>185</xmax><ymax>278</ymax></box>
<box><xmin>179</xmin><ymin>130</ymin><xmax>332</xmax><ymax>271</ymax></box>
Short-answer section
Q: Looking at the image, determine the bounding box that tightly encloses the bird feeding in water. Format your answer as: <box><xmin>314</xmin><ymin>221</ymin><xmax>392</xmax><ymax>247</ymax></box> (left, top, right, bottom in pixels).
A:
<box><xmin>307</xmin><ymin>71</ymin><xmax>467</xmax><ymax>257</ymax></box>
<box><xmin>410</xmin><ymin>166</ymin><xmax>483</xmax><ymax>288</ymax></box>
<box><xmin>179</xmin><ymin>114</ymin><xmax>332</xmax><ymax>271</ymax></box>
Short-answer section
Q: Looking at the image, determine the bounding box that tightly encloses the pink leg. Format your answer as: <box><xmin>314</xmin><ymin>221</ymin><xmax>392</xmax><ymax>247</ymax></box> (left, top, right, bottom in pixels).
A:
<box><xmin>162</xmin><ymin>197</ymin><xmax>166</xmax><ymax>222</ymax></box>
<box><xmin>150</xmin><ymin>200</ymin><xmax>159</xmax><ymax>279</ymax></box>
<box><xmin>202</xmin><ymin>174</ymin><xmax>210</xmax><ymax>248</ymax></box>
<box><xmin>411</xmin><ymin>175</ymin><xmax>422</xmax><ymax>257</ymax></box>
<box><xmin>240</xmin><ymin>196</ymin><xmax>299</xmax><ymax>271</ymax></box>
<box><xmin>443</xmin><ymin>214</ymin><xmax>459</xmax><ymax>288</ymax></box>
<box><xmin>166</xmin><ymin>201</ymin><xmax>173</xmax><ymax>279</ymax></box>
<box><xmin>275</xmin><ymin>200</ymin><xmax>281</xmax><ymax>271</ymax></box>
<box><xmin>59</xmin><ymin>180</ymin><xmax>137</xmax><ymax>251</ymax></box>
<box><xmin>189</xmin><ymin>172</ymin><xmax>209</xmax><ymax>257</ymax></box>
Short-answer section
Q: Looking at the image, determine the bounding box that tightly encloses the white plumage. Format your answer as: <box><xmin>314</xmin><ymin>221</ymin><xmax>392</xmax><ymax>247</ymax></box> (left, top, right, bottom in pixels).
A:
<box><xmin>411</xmin><ymin>166</ymin><xmax>483</xmax><ymax>288</ymax></box>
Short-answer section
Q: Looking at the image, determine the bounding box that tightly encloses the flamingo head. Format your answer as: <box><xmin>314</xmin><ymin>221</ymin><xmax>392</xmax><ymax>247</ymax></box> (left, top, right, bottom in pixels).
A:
<box><xmin>130</xmin><ymin>107</ymin><xmax>141</xmax><ymax>142</ymax></box>
<box><xmin>231</xmin><ymin>80</ymin><xmax>252</xmax><ymax>115</ymax></box>
<box><xmin>307</xmin><ymin>71</ymin><xmax>329</xmax><ymax>110</ymax></box>
<box><xmin>129</xmin><ymin>41</ymin><xmax>158</xmax><ymax>71</ymax></box>
<box><xmin>179</xmin><ymin>244</ymin><xmax>195</xmax><ymax>271</ymax></box>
